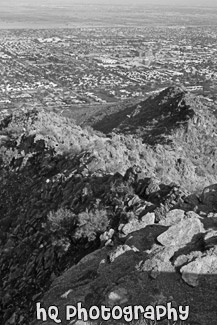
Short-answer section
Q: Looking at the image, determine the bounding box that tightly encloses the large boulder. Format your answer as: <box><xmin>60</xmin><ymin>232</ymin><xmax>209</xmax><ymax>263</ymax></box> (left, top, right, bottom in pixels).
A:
<box><xmin>157</xmin><ymin>213</ymin><xmax>205</xmax><ymax>247</ymax></box>
<box><xmin>139</xmin><ymin>245</ymin><xmax>176</xmax><ymax>279</ymax></box>
<box><xmin>125</xmin><ymin>224</ymin><xmax>168</xmax><ymax>251</ymax></box>
<box><xmin>159</xmin><ymin>209</ymin><xmax>185</xmax><ymax>226</ymax></box>
<box><xmin>181</xmin><ymin>254</ymin><xmax>217</xmax><ymax>287</ymax></box>
<box><xmin>119</xmin><ymin>212</ymin><xmax>155</xmax><ymax>236</ymax></box>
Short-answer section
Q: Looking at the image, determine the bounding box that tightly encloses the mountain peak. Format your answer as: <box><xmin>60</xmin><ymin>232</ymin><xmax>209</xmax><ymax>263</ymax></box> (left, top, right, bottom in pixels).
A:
<box><xmin>92</xmin><ymin>86</ymin><xmax>209</xmax><ymax>146</ymax></box>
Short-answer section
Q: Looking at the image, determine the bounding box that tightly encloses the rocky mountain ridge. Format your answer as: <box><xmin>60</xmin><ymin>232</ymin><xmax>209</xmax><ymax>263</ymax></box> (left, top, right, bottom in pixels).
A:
<box><xmin>0</xmin><ymin>86</ymin><xmax>217</xmax><ymax>325</ymax></box>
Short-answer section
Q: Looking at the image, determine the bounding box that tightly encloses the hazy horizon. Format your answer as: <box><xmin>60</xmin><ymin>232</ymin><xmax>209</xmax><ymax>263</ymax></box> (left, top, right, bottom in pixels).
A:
<box><xmin>1</xmin><ymin>0</ymin><xmax>217</xmax><ymax>29</ymax></box>
<box><xmin>1</xmin><ymin>0</ymin><xmax>217</xmax><ymax>7</ymax></box>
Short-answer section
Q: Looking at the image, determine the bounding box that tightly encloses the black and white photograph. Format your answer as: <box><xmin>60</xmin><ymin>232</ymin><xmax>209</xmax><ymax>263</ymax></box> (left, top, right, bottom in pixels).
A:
<box><xmin>0</xmin><ymin>1</ymin><xmax>217</xmax><ymax>324</ymax></box>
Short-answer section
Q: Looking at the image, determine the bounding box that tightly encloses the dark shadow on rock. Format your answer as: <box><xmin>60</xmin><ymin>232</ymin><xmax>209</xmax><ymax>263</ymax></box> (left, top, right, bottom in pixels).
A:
<box><xmin>170</xmin><ymin>233</ymin><xmax>206</xmax><ymax>268</ymax></box>
<box><xmin>125</xmin><ymin>224</ymin><xmax>169</xmax><ymax>252</ymax></box>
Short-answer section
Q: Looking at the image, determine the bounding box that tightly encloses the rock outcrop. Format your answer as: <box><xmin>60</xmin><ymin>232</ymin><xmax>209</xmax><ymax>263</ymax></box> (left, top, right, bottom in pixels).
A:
<box><xmin>31</xmin><ymin>208</ymin><xmax>217</xmax><ymax>325</ymax></box>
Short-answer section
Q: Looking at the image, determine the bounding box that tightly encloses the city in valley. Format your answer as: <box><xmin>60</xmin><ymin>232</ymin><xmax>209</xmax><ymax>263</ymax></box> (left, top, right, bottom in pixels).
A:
<box><xmin>0</xmin><ymin>4</ymin><xmax>217</xmax><ymax>117</ymax></box>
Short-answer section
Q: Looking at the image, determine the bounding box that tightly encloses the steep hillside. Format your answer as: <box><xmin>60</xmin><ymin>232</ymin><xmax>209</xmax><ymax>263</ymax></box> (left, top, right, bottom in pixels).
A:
<box><xmin>0</xmin><ymin>87</ymin><xmax>217</xmax><ymax>325</ymax></box>
<box><xmin>92</xmin><ymin>86</ymin><xmax>216</xmax><ymax>143</ymax></box>
<box><xmin>92</xmin><ymin>86</ymin><xmax>217</xmax><ymax>192</ymax></box>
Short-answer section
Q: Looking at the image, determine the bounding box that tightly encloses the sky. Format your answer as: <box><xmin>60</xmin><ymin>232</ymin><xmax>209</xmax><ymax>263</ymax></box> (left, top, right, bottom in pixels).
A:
<box><xmin>1</xmin><ymin>0</ymin><xmax>217</xmax><ymax>7</ymax></box>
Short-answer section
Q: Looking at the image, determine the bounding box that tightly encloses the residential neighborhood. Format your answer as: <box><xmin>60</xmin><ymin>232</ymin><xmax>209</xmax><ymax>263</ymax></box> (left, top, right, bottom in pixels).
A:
<box><xmin>0</xmin><ymin>26</ymin><xmax>217</xmax><ymax>112</ymax></box>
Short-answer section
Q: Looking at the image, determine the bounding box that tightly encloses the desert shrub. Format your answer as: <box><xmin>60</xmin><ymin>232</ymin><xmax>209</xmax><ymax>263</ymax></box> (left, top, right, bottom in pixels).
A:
<box><xmin>47</xmin><ymin>207</ymin><xmax>77</xmax><ymax>243</ymax></box>
<box><xmin>75</xmin><ymin>209</ymin><xmax>110</xmax><ymax>242</ymax></box>
<box><xmin>47</xmin><ymin>207</ymin><xmax>109</xmax><ymax>243</ymax></box>
<box><xmin>46</xmin><ymin>208</ymin><xmax>78</xmax><ymax>258</ymax></box>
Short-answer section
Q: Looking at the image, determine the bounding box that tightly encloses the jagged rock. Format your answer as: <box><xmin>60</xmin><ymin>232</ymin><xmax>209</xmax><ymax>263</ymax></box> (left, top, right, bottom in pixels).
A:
<box><xmin>140</xmin><ymin>246</ymin><xmax>176</xmax><ymax>276</ymax></box>
<box><xmin>119</xmin><ymin>212</ymin><xmax>155</xmax><ymax>235</ymax></box>
<box><xmin>159</xmin><ymin>209</ymin><xmax>185</xmax><ymax>226</ymax></box>
<box><xmin>185</xmin><ymin>210</ymin><xmax>201</xmax><ymax>219</ymax></box>
<box><xmin>174</xmin><ymin>250</ymin><xmax>203</xmax><ymax>268</ymax></box>
<box><xmin>100</xmin><ymin>228</ymin><xmax>115</xmax><ymax>246</ymax></box>
<box><xmin>154</xmin><ymin>186</ymin><xmax>187</xmax><ymax>222</ymax></box>
<box><xmin>157</xmin><ymin>213</ymin><xmax>205</xmax><ymax>247</ymax></box>
<box><xmin>207</xmin><ymin>212</ymin><xmax>217</xmax><ymax>219</ymax></box>
<box><xmin>123</xmin><ymin>166</ymin><xmax>140</xmax><ymax>184</ymax></box>
<box><xmin>181</xmin><ymin>254</ymin><xmax>217</xmax><ymax>287</ymax></box>
<box><xmin>154</xmin><ymin>203</ymin><xmax>169</xmax><ymax>222</ymax></box>
<box><xmin>145</xmin><ymin>178</ymin><xmax>160</xmax><ymax>196</ymax></box>
<box><xmin>127</xmin><ymin>194</ymin><xmax>141</xmax><ymax>207</ymax></box>
<box><xmin>203</xmin><ymin>230</ymin><xmax>217</xmax><ymax>250</ymax></box>
<box><xmin>109</xmin><ymin>244</ymin><xmax>139</xmax><ymax>263</ymax></box>
<box><xmin>125</xmin><ymin>224</ymin><xmax>168</xmax><ymax>251</ymax></box>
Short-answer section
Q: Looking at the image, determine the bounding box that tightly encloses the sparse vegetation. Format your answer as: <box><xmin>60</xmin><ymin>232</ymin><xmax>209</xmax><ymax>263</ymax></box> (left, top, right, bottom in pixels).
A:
<box><xmin>1</xmin><ymin>87</ymin><xmax>217</xmax><ymax>325</ymax></box>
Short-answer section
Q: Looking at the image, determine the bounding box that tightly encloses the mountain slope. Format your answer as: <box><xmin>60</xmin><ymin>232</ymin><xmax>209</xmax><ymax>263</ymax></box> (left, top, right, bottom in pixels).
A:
<box><xmin>92</xmin><ymin>86</ymin><xmax>216</xmax><ymax>144</ymax></box>
<box><xmin>92</xmin><ymin>86</ymin><xmax>217</xmax><ymax>191</ymax></box>
<box><xmin>0</xmin><ymin>87</ymin><xmax>217</xmax><ymax>325</ymax></box>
